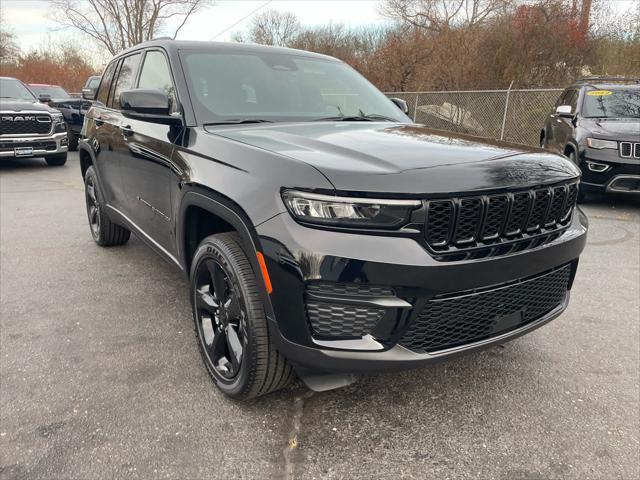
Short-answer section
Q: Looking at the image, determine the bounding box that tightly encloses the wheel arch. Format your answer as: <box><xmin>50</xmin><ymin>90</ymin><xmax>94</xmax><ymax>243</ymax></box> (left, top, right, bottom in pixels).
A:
<box><xmin>78</xmin><ymin>143</ymin><xmax>94</xmax><ymax>179</ymax></box>
<box><xmin>177</xmin><ymin>186</ymin><xmax>276</xmax><ymax>317</ymax></box>
<box><xmin>563</xmin><ymin>140</ymin><xmax>579</xmax><ymax>158</ymax></box>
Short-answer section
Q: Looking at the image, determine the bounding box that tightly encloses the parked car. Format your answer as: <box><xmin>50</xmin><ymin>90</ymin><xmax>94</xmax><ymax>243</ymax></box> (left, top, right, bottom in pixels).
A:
<box><xmin>82</xmin><ymin>75</ymin><xmax>101</xmax><ymax>100</ymax></box>
<box><xmin>28</xmin><ymin>83</ymin><xmax>90</xmax><ymax>151</ymax></box>
<box><xmin>0</xmin><ymin>77</ymin><xmax>68</xmax><ymax>165</ymax></box>
<box><xmin>79</xmin><ymin>40</ymin><xmax>587</xmax><ymax>400</ymax></box>
<box><xmin>540</xmin><ymin>77</ymin><xmax>640</xmax><ymax>200</ymax></box>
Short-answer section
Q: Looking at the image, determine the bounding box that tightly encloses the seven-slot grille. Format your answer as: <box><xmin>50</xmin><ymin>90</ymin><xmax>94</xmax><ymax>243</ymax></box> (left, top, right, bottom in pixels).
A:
<box><xmin>0</xmin><ymin>114</ymin><xmax>52</xmax><ymax>136</ymax></box>
<box><xmin>619</xmin><ymin>142</ymin><xmax>640</xmax><ymax>159</ymax></box>
<box><xmin>424</xmin><ymin>182</ymin><xmax>578</xmax><ymax>260</ymax></box>
<box><xmin>399</xmin><ymin>264</ymin><xmax>572</xmax><ymax>353</ymax></box>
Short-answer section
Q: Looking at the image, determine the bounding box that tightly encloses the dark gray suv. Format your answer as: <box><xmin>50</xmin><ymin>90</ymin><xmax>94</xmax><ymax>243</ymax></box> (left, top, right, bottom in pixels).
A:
<box><xmin>540</xmin><ymin>78</ymin><xmax>640</xmax><ymax>200</ymax></box>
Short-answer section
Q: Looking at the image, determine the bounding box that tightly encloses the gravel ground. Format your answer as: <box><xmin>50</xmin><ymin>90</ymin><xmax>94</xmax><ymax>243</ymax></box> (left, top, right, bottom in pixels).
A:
<box><xmin>1</xmin><ymin>153</ymin><xmax>638</xmax><ymax>479</ymax></box>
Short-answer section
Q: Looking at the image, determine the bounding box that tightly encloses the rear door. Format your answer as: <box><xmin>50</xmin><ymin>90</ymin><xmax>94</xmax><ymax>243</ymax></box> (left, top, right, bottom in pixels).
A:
<box><xmin>88</xmin><ymin>59</ymin><xmax>124</xmax><ymax>209</ymax></box>
<box><xmin>118</xmin><ymin>49</ymin><xmax>180</xmax><ymax>255</ymax></box>
<box><xmin>103</xmin><ymin>52</ymin><xmax>143</xmax><ymax>218</ymax></box>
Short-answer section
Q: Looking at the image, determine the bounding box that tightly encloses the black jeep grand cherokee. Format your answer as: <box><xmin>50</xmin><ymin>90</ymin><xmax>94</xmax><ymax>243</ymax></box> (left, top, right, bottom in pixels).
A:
<box><xmin>79</xmin><ymin>40</ymin><xmax>587</xmax><ymax>399</ymax></box>
<box><xmin>540</xmin><ymin>78</ymin><xmax>640</xmax><ymax>199</ymax></box>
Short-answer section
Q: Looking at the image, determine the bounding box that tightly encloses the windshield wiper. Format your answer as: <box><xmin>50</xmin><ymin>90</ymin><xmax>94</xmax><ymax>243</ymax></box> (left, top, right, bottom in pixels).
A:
<box><xmin>313</xmin><ymin>113</ymin><xmax>397</xmax><ymax>122</ymax></box>
<box><xmin>204</xmin><ymin>119</ymin><xmax>273</xmax><ymax>126</ymax></box>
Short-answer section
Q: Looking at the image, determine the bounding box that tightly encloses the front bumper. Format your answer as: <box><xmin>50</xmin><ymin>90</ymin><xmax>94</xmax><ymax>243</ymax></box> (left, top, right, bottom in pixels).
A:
<box><xmin>579</xmin><ymin>151</ymin><xmax>640</xmax><ymax>194</ymax></box>
<box><xmin>0</xmin><ymin>132</ymin><xmax>68</xmax><ymax>158</ymax></box>
<box><xmin>257</xmin><ymin>207</ymin><xmax>588</xmax><ymax>372</ymax></box>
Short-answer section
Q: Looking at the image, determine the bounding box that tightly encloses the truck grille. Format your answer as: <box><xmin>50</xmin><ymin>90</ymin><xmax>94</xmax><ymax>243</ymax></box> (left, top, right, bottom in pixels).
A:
<box><xmin>619</xmin><ymin>142</ymin><xmax>640</xmax><ymax>159</ymax></box>
<box><xmin>424</xmin><ymin>182</ymin><xmax>578</xmax><ymax>261</ymax></box>
<box><xmin>0</xmin><ymin>114</ymin><xmax>52</xmax><ymax>136</ymax></box>
<box><xmin>399</xmin><ymin>264</ymin><xmax>572</xmax><ymax>353</ymax></box>
<box><xmin>0</xmin><ymin>140</ymin><xmax>57</xmax><ymax>152</ymax></box>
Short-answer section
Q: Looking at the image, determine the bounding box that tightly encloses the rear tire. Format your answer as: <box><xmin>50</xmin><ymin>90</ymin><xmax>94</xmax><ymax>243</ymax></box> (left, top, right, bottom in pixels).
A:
<box><xmin>84</xmin><ymin>165</ymin><xmax>131</xmax><ymax>246</ymax></box>
<box><xmin>45</xmin><ymin>152</ymin><xmax>67</xmax><ymax>166</ymax></box>
<box><xmin>190</xmin><ymin>232</ymin><xmax>294</xmax><ymax>400</ymax></box>
<box><xmin>67</xmin><ymin>128</ymin><xmax>78</xmax><ymax>151</ymax></box>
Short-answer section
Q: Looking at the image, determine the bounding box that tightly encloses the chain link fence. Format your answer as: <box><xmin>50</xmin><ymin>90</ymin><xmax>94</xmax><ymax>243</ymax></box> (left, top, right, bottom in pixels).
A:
<box><xmin>386</xmin><ymin>88</ymin><xmax>563</xmax><ymax>147</ymax></box>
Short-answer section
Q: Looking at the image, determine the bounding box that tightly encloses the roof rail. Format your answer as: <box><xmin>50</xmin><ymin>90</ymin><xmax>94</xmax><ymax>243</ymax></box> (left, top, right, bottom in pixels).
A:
<box><xmin>576</xmin><ymin>76</ymin><xmax>640</xmax><ymax>84</ymax></box>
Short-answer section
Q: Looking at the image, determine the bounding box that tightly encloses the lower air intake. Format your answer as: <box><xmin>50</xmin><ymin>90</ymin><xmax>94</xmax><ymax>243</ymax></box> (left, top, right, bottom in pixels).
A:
<box><xmin>399</xmin><ymin>265</ymin><xmax>572</xmax><ymax>353</ymax></box>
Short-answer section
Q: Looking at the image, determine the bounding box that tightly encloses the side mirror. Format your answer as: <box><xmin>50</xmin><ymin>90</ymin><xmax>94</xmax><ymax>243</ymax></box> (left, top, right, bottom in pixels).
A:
<box><xmin>120</xmin><ymin>89</ymin><xmax>181</xmax><ymax>125</ymax></box>
<box><xmin>82</xmin><ymin>88</ymin><xmax>96</xmax><ymax>100</ymax></box>
<box><xmin>38</xmin><ymin>94</ymin><xmax>52</xmax><ymax>104</ymax></box>
<box><xmin>390</xmin><ymin>97</ymin><xmax>409</xmax><ymax>115</ymax></box>
<box><xmin>555</xmin><ymin>105</ymin><xmax>573</xmax><ymax>117</ymax></box>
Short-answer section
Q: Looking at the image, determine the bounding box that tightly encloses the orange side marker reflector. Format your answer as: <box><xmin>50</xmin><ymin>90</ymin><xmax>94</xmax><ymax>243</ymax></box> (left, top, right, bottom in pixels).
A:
<box><xmin>256</xmin><ymin>252</ymin><xmax>273</xmax><ymax>294</ymax></box>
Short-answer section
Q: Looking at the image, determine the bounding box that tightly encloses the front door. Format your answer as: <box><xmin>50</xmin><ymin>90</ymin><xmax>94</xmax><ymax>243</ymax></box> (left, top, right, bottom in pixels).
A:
<box><xmin>554</xmin><ymin>89</ymin><xmax>578</xmax><ymax>153</ymax></box>
<box><xmin>118</xmin><ymin>49</ymin><xmax>181</xmax><ymax>256</ymax></box>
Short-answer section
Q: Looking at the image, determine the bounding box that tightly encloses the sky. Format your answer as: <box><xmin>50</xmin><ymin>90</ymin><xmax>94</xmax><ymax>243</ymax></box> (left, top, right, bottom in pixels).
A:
<box><xmin>2</xmin><ymin>0</ymin><xmax>389</xmax><ymax>54</ymax></box>
<box><xmin>2</xmin><ymin>0</ymin><xmax>638</xmax><ymax>59</ymax></box>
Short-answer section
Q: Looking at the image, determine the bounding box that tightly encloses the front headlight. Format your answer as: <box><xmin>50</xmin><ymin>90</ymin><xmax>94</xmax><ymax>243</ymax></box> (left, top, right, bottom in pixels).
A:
<box><xmin>282</xmin><ymin>190</ymin><xmax>421</xmax><ymax>229</ymax></box>
<box><xmin>587</xmin><ymin>138</ymin><xmax>617</xmax><ymax>150</ymax></box>
<box><xmin>51</xmin><ymin>112</ymin><xmax>65</xmax><ymax>124</ymax></box>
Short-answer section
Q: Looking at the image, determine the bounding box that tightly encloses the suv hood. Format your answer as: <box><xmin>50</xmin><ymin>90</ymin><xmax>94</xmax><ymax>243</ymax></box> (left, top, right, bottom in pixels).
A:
<box><xmin>579</xmin><ymin>117</ymin><xmax>640</xmax><ymax>141</ymax></box>
<box><xmin>0</xmin><ymin>99</ymin><xmax>57</xmax><ymax>113</ymax></box>
<box><xmin>210</xmin><ymin>123</ymin><xmax>579</xmax><ymax>194</ymax></box>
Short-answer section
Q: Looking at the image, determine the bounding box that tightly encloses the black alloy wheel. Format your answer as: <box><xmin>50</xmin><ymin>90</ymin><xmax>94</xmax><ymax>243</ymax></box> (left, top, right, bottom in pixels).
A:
<box><xmin>83</xmin><ymin>166</ymin><xmax>131</xmax><ymax>246</ymax></box>
<box><xmin>85</xmin><ymin>174</ymin><xmax>101</xmax><ymax>240</ymax></box>
<box><xmin>190</xmin><ymin>233</ymin><xmax>294</xmax><ymax>400</ymax></box>
<box><xmin>194</xmin><ymin>258</ymin><xmax>247</xmax><ymax>379</ymax></box>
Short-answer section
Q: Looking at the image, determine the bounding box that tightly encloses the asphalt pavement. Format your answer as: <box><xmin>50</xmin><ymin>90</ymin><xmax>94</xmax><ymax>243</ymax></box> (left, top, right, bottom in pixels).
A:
<box><xmin>1</xmin><ymin>153</ymin><xmax>638</xmax><ymax>479</ymax></box>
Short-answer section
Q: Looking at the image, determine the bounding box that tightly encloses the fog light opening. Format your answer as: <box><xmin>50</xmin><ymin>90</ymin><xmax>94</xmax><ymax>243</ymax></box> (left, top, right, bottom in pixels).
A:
<box><xmin>61</xmin><ymin>137</ymin><xmax>69</xmax><ymax>146</ymax></box>
<box><xmin>586</xmin><ymin>161</ymin><xmax>610</xmax><ymax>173</ymax></box>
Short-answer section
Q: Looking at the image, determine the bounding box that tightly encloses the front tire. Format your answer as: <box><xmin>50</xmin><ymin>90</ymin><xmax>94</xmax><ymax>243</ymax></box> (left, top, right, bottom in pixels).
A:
<box><xmin>45</xmin><ymin>152</ymin><xmax>67</xmax><ymax>166</ymax></box>
<box><xmin>84</xmin><ymin>165</ymin><xmax>131</xmax><ymax>246</ymax></box>
<box><xmin>190</xmin><ymin>233</ymin><xmax>294</xmax><ymax>400</ymax></box>
<box><xmin>567</xmin><ymin>150</ymin><xmax>587</xmax><ymax>203</ymax></box>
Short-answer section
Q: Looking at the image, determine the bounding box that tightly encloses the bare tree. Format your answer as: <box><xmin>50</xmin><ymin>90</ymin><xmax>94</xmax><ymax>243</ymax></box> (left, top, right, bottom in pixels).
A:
<box><xmin>381</xmin><ymin>0</ymin><xmax>513</xmax><ymax>32</ymax></box>
<box><xmin>240</xmin><ymin>9</ymin><xmax>301</xmax><ymax>46</ymax></box>
<box><xmin>0</xmin><ymin>10</ymin><xmax>20</xmax><ymax>66</ymax></box>
<box><xmin>49</xmin><ymin>0</ymin><xmax>210</xmax><ymax>56</ymax></box>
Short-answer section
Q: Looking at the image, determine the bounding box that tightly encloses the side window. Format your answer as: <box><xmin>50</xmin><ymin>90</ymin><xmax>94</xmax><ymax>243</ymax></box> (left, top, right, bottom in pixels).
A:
<box><xmin>556</xmin><ymin>89</ymin><xmax>571</xmax><ymax>107</ymax></box>
<box><xmin>555</xmin><ymin>89</ymin><xmax>568</xmax><ymax>107</ymax></box>
<box><xmin>137</xmin><ymin>50</ymin><xmax>178</xmax><ymax>113</ymax></box>
<box><xmin>96</xmin><ymin>62</ymin><xmax>118</xmax><ymax>105</ymax></box>
<box><xmin>568</xmin><ymin>90</ymin><xmax>579</xmax><ymax>113</ymax></box>
<box><xmin>109</xmin><ymin>53</ymin><xmax>142</xmax><ymax>109</ymax></box>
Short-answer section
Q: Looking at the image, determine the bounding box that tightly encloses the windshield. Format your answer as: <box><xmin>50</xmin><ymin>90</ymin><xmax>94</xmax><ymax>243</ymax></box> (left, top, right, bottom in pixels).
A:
<box><xmin>582</xmin><ymin>88</ymin><xmax>640</xmax><ymax>118</ymax></box>
<box><xmin>29</xmin><ymin>85</ymin><xmax>69</xmax><ymax>97</ymax></box>
<box><xmin>0</xmin><ymin>78</ymin><xmax>36</xmax><ymax>101</ymax></box>
<box><xmin>180</xmin><ymin>50</ymin><xmax>408</xmax><ymax>124</ymax></box>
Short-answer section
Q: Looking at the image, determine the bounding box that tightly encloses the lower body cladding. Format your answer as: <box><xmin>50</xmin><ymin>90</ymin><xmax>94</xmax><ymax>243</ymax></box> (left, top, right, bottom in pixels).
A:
<box><xmin>0</xmin><ymin>132</ymin><xmax>68</xmax><ymax>158</ymax></box>
<box><xmin>256</xmin><ymin>208</ymin><xmax>588</xmax><ymax>377</ymax></box>
<box><xmin>580</xmin><ymin>156</ymin><xmax>640</xmax><ymax>195</ymax></box>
